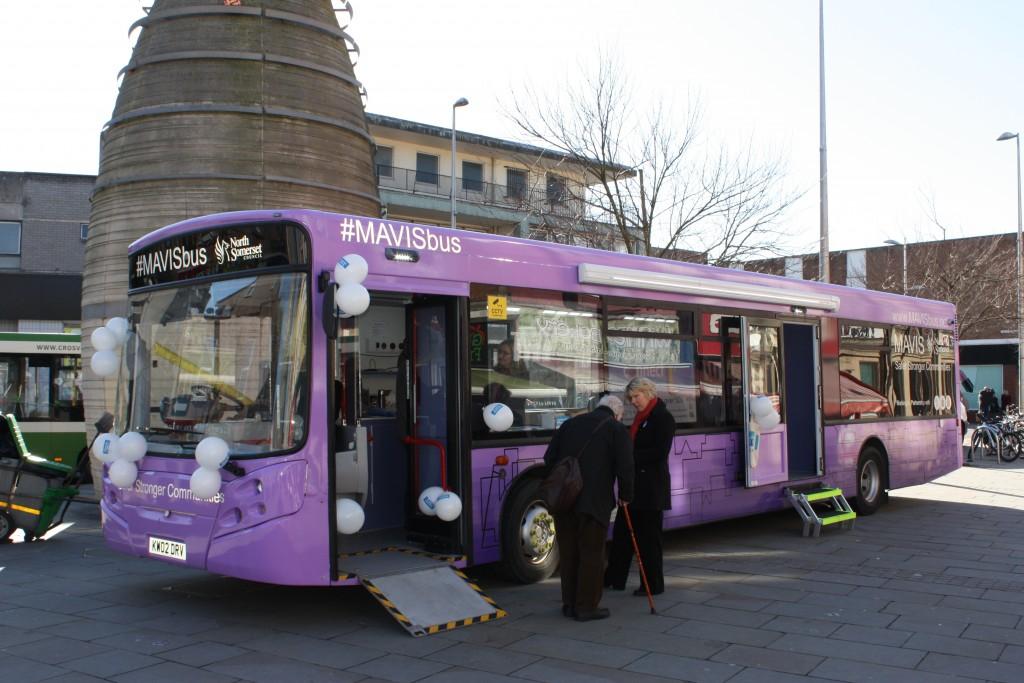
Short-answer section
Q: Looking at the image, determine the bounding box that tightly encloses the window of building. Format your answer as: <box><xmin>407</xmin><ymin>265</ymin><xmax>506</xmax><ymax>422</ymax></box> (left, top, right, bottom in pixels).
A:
<box><xmin>846</xmin><ymin>249</ymin><xmax>867</xmax><ymax>289</ymax></box>
<box><xmin>546</xmin><ymin>173</ymin><xmax>568</xmax><ymax>205</ymax></box>
<box><xmin>80</xmin><ymin>223</ymin><xmax>89</xmax><ymax>241</ymax></box>
<box><xmin>0</xmin><ymin>221</ymin><xmax>21</xmax><ymax>255</ymax></box>
<box><xmin>506</xmin><ymin>168</ymin><xmax>527</xmax><ymax>200</ymax></box>
<box><xmin>415</xmin><ymin>153</ymin><xmax>438</xmax><ymax>185</ymax></box>
<box><xmin>462</xmin><ymin>161</ymin><xmax>483</xmax><ymax>192</ymax></box>
<box><xmin>374</xmin><ymin>146</ymin><xmax>394</xmax><ymax>179</ymax></box>
<box><xmin>784</xmin><ymin>256</ymin><xmax>802</xmax><ymax>279</ymax></box>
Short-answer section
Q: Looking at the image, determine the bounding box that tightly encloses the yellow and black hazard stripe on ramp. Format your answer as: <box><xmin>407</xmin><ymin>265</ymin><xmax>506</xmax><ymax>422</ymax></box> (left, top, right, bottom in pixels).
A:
<box><xmin>342</xmin><ymin>550</ymin><xmax>506</xmax><ymax>638</ymax></box>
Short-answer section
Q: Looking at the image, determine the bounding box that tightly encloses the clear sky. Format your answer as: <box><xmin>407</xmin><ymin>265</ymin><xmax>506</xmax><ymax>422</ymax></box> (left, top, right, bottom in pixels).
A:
<box><xmin>1</xmin><ymin>0</ymin><xmax>1022</xmax><ymax>255</ymax></box>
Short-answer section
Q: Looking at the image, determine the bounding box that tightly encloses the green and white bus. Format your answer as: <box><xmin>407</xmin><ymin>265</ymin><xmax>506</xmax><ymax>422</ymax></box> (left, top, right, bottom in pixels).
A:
<box><xmin>0</xmin><ymin>332</ymin><xmax>86</xmax><ymax>466</ymax></box>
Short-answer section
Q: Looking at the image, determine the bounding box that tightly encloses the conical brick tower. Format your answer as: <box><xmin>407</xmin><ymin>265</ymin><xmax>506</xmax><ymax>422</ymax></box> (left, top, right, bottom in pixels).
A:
<box><xmin>82</xmin><ymin>0</ymin><xmax>380</xmax><ymax>486</ymax></box>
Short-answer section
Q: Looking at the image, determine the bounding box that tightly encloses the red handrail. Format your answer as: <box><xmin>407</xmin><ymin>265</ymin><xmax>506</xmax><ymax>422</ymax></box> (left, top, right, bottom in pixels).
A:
<box><xmin>402</xmin><ymin>435</ymin><xmax>447</xmax><ymax>492</ymax></box>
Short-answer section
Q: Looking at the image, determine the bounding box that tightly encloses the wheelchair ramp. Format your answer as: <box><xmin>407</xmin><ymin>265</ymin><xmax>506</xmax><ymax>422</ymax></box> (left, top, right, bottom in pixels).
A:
<box><xmin>338</xmin><ymin>549</ymin><xmax>506</xmax><ymax>637</ymax></box>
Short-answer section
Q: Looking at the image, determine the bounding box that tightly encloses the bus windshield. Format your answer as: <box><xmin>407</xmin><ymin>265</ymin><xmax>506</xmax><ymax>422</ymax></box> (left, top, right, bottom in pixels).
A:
<box><xmin>122</xmin><ymin>272</ymin><xmax>309</xmax><ymax>457</ymax></box>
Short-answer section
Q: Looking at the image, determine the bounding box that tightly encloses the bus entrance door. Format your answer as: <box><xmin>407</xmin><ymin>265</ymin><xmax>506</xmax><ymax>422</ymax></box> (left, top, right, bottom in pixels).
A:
<box><xmin>741</xmin><ymin>318</ymin><xmax>788</xmax><ymax>487</ymax></box>
<box><xmin>405</xmin><ymin>297</ymin><xmax>464</xmax><ymax>551</ymax></box>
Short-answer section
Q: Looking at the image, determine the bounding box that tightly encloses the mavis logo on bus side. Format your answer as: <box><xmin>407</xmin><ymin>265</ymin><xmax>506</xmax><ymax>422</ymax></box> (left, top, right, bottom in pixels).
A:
<box><xmin>338</xmin><ymin>217</ymin><xmax>461</xmax><ymax>254</ymax></box>
<box><xmin>214</xmin><ymin>235</ymin><xmax>264</xmax><ymax>265</ymax></box>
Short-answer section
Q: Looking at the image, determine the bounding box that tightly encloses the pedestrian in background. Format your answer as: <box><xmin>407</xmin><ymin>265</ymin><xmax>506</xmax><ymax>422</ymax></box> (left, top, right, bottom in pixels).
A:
<box><xmin>543</xmin><ymin>394</ymin><xmax>633</xmax><ymax>621</ymax></box>
<box><xmin>604</xmin><ymin>377</ymin><xmax>674</xmax><ymax>596</ymax></box>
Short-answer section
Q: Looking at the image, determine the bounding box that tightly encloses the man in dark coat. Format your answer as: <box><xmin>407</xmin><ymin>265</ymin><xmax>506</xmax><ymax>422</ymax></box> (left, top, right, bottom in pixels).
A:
<box><xmin>604</xmin><ymin>377</ymin><xmax>675</xmax><ymax>596</ymax></box>
<box><xmin>544</xmin><ymin>394</ymin><xmax>634</xmax><ymax>621</ymax></box>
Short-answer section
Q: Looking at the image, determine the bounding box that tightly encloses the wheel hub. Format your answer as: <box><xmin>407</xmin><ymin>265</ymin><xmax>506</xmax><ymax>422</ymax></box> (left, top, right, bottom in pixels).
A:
<box><xmin>521</xmin><ymin>505</ymin><xmax>555</xmax><ymax>560</ymax></box>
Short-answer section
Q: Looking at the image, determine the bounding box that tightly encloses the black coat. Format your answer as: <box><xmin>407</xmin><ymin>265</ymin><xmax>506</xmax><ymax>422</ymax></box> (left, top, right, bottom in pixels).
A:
<box><xmin>543</xmin><ymin>406</ymin><xmax>634</xmax><ymax>522</ymax></box>
<box><xmin>631</xmin><ymin>398</ymin><xmax>674</xmax><ymax>511</ymax></box>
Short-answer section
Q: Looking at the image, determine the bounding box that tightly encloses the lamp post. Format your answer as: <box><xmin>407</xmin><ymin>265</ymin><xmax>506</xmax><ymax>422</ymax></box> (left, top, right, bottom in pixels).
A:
<box><xmin>450</xmin><ymin>97</ymin><xmax>469</xmax><ymax>229</ymax></box>
<box><xmin>998</xmin><ymin>131</ymin><xmax>1023</xmax><ymax>407</ymax></box>
<box><xmin>883</xmin><ymin>239</ymin><xmax>907</xmax><ymax>295</ymax></box>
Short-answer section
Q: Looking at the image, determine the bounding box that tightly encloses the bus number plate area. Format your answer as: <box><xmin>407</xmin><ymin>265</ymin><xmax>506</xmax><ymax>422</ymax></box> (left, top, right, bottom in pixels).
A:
<box><xmin>148</xmin><ymin>536</ymin><xmax>187</xmax><ymax>561</ymax></box>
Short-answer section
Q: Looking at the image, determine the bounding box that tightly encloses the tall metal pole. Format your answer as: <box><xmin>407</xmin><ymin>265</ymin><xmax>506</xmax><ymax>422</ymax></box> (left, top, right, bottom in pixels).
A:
<box><xmin>818</xmin><ymin>0</ymin><xmax>830</xmax><ymax>283</ymax></box>
<box><xmin>1017</xmin><ymin>135</ymin><xmax>1023</xmax><ymax>409</ymax></box>
<box><xmin>901</xmin><ymin>242</ymin><xmax>908</xmax><ymax>296</ymax></box>
<box><xmin>998</xmin><ymin>131</ymin><xmax>1023</xmax><ymax>407</ymax></box>
<box><xmin>450</xmin><ymin>97</ymin><xmax>468</xmax><ymax>229</ymax></box>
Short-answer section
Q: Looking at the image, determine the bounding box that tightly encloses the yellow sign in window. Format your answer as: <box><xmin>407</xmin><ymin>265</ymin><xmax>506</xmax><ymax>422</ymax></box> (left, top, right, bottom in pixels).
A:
<box><xmin>487</xmin><ymin>295</ymin><xmax>507</xmax><ymax>320</ymax></box>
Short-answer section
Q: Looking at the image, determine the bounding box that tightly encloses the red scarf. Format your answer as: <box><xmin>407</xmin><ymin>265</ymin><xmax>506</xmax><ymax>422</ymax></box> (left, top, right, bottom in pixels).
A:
<box><xmin>630</xmin><ymin>397</ymin><xmax>659</xmax><ymax>441</ymax></box>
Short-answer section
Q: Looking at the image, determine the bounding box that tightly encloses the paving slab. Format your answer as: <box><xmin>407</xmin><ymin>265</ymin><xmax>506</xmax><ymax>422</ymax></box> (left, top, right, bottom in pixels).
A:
<box><xmin>5</xmin><ymin>464</ymin><xmax>1024</xmax><ymax>683</ymax></box>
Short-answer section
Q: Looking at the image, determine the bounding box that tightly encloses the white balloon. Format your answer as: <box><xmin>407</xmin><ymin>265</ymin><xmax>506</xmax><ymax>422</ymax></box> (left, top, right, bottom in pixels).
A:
<box><xmin>189</xmin><ymin>467</ymin><xmax>222</xmax><ymax>499</ymax></box>
<box><xmin>434</xmin><ymin>492</ymin><xmax>462</xmax><ymax>522</ymax></box>
<box><xmin>750</xmin><ymin>395</ymin><xmax>774</xmax><ymax>419</ymax></box>
<box><xmin>109</xmin><ymin>459</ymin><xmax>138</xmax><ymax>488</ymax></box>
<box><xmin>92</xmin><ymin>433</ymin><xmax>120</xmax><ymax>464</ymax></box>
<box><xmin>105</xmin><ymin>317</ymin><xmax>130</xmax><ymax>345</ymax></box>
<box><xmin>756</xmin><ymin>411</ymin><xmax>781</xmax><ymax>430</ymax></box>
<box><xmin>195</xmin><ymin>436</ymin><xmax>230</xmax><ymax>470</ymax></box>
<box><xmin>336</xmin><ymin>498</ymin><xmax>365</xmax><ymax>534</ymax></box>
<box><xmin>483</xmin><ymin>402</ymin><xmax>514</xmax><ymax>432</ymax></box>
<box><xmin>335</xmin><ymin>282</ymin><xmax>370</xmax><ymax>316</ymax></box>
<box><xmin>117</xmin><ymin>431</ymin><xmax>148</xmax><ymax>462</ymax></box>
<box><xmin>334</xmin><ymin>253</ymin><xmax>369</xmax><ymax>285</ymax></box>
<box><xmin>90</xmin><ymin>327</ymin><xmax>117</xmax><ymax>352</ymax></box>
<box><xmin>90</xmin><ymin>350</ymin><xmax>119</xmax><ymax>377</ymax></box>
<box><xmin>418</xmin><ymin>486</ymin><xmax>445</xmax><ymax>516</ymax></box>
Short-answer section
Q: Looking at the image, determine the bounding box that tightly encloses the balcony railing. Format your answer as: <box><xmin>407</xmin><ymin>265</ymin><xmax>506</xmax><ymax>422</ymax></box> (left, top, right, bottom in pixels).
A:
<box><xmin>376</xmin><ymin>165</ymin><xmax>584</xmax><ymax>218</ymax></box>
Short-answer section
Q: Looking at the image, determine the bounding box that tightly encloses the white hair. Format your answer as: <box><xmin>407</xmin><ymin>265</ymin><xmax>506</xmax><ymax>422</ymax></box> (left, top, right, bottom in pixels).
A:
<box><xmin>597</xmin><ymin>394</ymin><xmax>625</xmax><ymax>420</ymax></box>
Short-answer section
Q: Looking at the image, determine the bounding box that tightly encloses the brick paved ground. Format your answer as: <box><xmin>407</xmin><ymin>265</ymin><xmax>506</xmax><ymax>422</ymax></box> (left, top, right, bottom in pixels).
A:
<box><xmin>3</xmin><ymin>458</ymin><xmax>1024</xmax><ymax>682</ymax></box>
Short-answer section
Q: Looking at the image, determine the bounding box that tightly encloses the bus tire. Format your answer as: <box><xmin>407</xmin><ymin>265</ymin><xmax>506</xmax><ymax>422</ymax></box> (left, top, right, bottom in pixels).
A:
<box><xmin>0</xmin><ymin>510</ymin><xmax>15</xmax><ymax>542</ymax></box>
<box><xmin>852</xmin><ymin>447</ymin><xmax>887</xmax><ymax>515</ymax></box>
<box><xmin>501</xmin><ymin>476</ymin><xmax>559</xmax><ymax>584</ymax></box>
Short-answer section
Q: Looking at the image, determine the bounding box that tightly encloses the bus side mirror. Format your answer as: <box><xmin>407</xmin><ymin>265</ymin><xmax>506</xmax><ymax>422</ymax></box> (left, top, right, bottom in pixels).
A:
<box><xmin>320</xmin><ymin>270</ymin><xmax>339</xmax><ymax>340</ymax></box>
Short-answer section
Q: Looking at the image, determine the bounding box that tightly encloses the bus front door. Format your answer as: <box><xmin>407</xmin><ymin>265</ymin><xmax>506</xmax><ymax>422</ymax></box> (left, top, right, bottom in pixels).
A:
<box><xmin>405</xmin><ymin>297</ymin><xmax>464</xmax><ymax>550</ymax></box>
<box><xmin>742</xmin><ymin>318</ymin><xmax>788</xmax><ymax>487</ymax></box>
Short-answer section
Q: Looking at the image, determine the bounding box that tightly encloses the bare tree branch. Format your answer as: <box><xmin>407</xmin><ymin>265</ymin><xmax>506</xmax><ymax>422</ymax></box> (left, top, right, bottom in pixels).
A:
<box><xmin>504</xmin><ymin>53</ymin><xmax>803</xmax><ymax>262</ymax></box>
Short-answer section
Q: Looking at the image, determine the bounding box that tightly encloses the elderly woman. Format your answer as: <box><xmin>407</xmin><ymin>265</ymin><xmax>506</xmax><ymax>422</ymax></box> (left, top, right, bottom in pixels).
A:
<box><xmin>604</xmin><ymin>377</ymin><xmax>674</xmax><ymax>596</ymax></box>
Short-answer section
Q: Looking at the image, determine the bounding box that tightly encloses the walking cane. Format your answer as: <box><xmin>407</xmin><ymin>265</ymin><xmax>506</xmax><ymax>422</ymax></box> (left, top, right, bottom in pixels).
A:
<box><xmin>620</xmin><ymin>503</ymin><xmax>657</xmax><ymax>614</ymax></box>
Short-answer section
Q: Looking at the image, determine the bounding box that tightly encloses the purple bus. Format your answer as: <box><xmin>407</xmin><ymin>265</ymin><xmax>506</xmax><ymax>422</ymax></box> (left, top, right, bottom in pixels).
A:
<box><xmin>102</xmin><ymin>209</ymin><xmax>961</xmax><ymax>591</ymax></box>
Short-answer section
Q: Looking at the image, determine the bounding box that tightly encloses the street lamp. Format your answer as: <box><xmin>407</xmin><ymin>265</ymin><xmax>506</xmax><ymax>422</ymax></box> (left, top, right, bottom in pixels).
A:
<box><xmin>997</xmin><ymin>131</ymin><xmax>1023</xmax><ymax>408</ymax></box>
<box><xmin>883</xmin><ymin>239</ymin><xmax>907</xmax><ymax>295</ymax></box>
<box><xmin>450</xmin><ymin>97</ymin><xmax>469</xmax><ymax>229</ymax></box>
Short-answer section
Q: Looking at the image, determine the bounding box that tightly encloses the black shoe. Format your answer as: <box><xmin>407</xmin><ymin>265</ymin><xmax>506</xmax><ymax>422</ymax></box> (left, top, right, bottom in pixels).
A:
<box><xmin>633</xmin><ymin>586</ymin><xmax>663</xmax><ymax>596</ymax></box>
<box><xmin>604</xmin><ymin>583</ymin><xmax>625</xmax><ymax>591</ymax></box>
<box><xmin>561</xmin><ymin>604</ymin><xmax>576</xmax><ymax>618</ymax></box>
<box><xmin>575</xmin><ymin>607</ymin><xmax>611</xmax><ymax>622</ymax></box>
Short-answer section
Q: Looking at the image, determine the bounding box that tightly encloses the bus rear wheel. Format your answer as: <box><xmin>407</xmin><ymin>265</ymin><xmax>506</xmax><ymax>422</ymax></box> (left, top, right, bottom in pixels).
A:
<box><xmin>852</xmin><ymin>447</ymin><xmax>887</xmax><ymax>515</ymax></box>
<box><xmin>501</xmin><ymin>477</ymin><xmax>559</xmax><ymax>583</ymax></box>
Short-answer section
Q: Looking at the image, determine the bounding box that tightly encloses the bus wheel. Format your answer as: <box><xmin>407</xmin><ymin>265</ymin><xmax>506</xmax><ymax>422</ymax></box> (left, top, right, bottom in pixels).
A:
<box><xmin>502</xmin><ymin>477</ymin><xmax>559</xmax><ymax>583</ymax></box>
<box><xmin>852</xmin><ymin>447</ymin><xmax>887</xmax><ymax>515</ymax></box>
<box><xmin>0</xmin><ymin>511</ymin><xmax>15</xmax><ymax>542</ymax></box>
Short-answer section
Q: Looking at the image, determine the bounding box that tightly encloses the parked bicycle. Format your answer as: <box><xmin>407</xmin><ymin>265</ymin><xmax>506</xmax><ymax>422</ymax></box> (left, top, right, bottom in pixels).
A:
<box><xmin>968</xmin><ymin>406</ymin><xmax>1024</xmax><ymax>463</ymax></box>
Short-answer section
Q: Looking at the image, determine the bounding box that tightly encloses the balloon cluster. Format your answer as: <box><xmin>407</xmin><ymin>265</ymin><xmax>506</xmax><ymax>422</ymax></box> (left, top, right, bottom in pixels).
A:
<box><xmin>334</xmin><ymin>254</ymin><xmax>370</xmax><ymax>317</ymax></box>
<box><xmin>189</xmin><ymin>436</ymin><xmax>229</xmax><ymax>499</ymax></box>
<box><xmin>92</xmin><ymin>430</ymin><xmax>147</xmax><ymax>488</ymax></box>
<box><xmin>750</xmin><ymin>395</ymin><xmax>781</xmax><ymax>430</ymax></box>
<box><xmin>417</xmin><ymin>486</ymin><xmax>462</xmax><ymax>522</ymax></box>
<box><xmin>89</xmin><ymin>317</ymin><xmax>130</xmax><ymax>377</ymax></box>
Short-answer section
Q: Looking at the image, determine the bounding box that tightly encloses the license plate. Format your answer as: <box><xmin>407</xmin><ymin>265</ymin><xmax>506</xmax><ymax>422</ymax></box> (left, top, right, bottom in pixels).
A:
<box><xmin>148</xmin><ymin>536</ymin><xmax>187</xmax><ymax>561</ymax></box>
